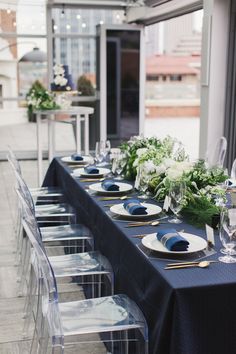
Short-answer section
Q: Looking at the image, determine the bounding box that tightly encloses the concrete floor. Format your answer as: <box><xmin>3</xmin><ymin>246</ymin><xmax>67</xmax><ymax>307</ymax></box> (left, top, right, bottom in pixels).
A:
<box><xmin>0</xmin><ymin>117</ymin><xmax>200</xmax><ymax>162</ymax></box>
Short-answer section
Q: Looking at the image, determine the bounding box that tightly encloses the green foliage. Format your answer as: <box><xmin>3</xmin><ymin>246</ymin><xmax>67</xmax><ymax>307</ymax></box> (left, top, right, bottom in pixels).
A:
<box><xmin>26</xmin><ymin>80</ymin><xmax>59</xmax><ymax>122</ymax></box>
<box><xmin>182</xmin><ymin>194</ymin><xmax>221</xmax><ymax>228</ymax></box>
<box><xmin>120</xmin><ymin>136</ymin><xmax>175</xmax><ymax>180</ymax></box>
<box><xmin>77</xmin><ymin>75</ymin><xmax>95</xmax><ymax>96</ymax></box>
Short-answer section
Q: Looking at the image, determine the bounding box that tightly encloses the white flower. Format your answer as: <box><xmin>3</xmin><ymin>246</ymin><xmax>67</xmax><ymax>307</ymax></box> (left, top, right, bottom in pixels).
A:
<box><xmin>166</xmin><ymin>161</ymin><xmax>193</xmax><ymax>180</ymax></box>
<box><xmin>54</xmin><ymin>75</ymin><xmax>68</xmax><ymax>86</ymax></box>
<box><xmin>53</xmin><ymin>64</ymin><xmax>65</xmax><ymax>76</ymax></box>
<box><xmin>167</xmin><ymin>168</ymin><xmax>184</xmax><ymax>180</ymax></box>
<box><xmin>143</xmin><ymin>160</ymin><xmax>156</xmax><ymax>174</ymax></box>
<box><xmin>136</xmin><ymin>148</ymin><xmax>148</xmax><ymax>157</ymax></box>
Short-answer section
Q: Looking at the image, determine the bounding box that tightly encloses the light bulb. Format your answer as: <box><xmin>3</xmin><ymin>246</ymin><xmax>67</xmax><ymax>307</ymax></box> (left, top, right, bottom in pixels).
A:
<box><xmin>76</xmin><ymin>14</ymin><xmax>81</xmax><ymax>20</ymax></box>
<box><xmin>82</xmin><ymin>23</ymin><xmax>86</xmax><ymax>28</ymax></box>
<box><xmin>66</xmin><ymin>24</ymin><xmax>71</xmax><ymax>30</ymax></box>
<box><xmin>7</xmin><ymin>8</ymin><xmax>11</xmax><ymax>14</ymax></box>
<box><xmin>99</xmin><ymin>20</ymin><xmax>104</xmax><ymax>25</ymax></box>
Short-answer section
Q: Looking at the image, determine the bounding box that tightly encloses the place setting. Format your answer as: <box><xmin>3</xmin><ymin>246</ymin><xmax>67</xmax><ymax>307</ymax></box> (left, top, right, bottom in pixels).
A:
<box><xmin>135</xmin><ymin>227</ymin><xmax>217</xmax><ymax>264</ymax></box>
<box><xmin>89</xmin><ymin>179</ymin><xmax>133</xmax><ymax>196</ymax></box>
<box><xmin>61</xmin><ymin>153</ymin><xmax>93</xmax><ymax>165</ymax></box>
<box><xmin>106</xmin><ymin>197</ymin><xmax>165</xmax><ymax>224</ymax></box>
<box><xmin>72</xmin><ymin>166</ymin><xmax>111</xmax><ymax>182</ymax></box>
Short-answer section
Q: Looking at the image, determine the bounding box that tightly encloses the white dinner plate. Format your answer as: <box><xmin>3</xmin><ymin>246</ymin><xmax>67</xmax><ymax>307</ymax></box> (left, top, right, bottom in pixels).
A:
<box><xmin>73</xmin><ymin>167</ymin><xmax>111</xmax><ymax>178</ymax></box>
<box><xmin>61</xmin><ymin>156</ymin><xmax>92</xmax><ymax>164</ymax></box>
<box><xmin>35</xmin><ymin>204</ymin><xmax>61</xmax><ymax>211</ymax></box>
<box><xmin>141</xmin><ymin>232</ymin><xmax>207</xmax><ymax>255</ymax></box>
<box><xmin>89</xmin><ymin>182</ymin><xmax>133</xmax><ymax>194</ymax></box>
<box><xmin>110</xmin><ymin>203</ymin><xmax>162</xmax><ymax>219</ymax></box>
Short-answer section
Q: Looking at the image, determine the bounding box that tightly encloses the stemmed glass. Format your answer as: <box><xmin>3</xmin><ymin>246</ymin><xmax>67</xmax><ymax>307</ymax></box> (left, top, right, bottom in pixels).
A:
<box><xmin>219</xmin><ymin>206</ymin><xmax>236</xmax><ymax>263</ymax></box>
<box><xmin>112</xmin><ymin>151</ymin><xmax>125</xmax><ymax>180</ymax></box>
<box><xmin>168</xmin><ymin>181</ymin><xmax>186</xmax><ymax>224</ymax></box>
<box><xmin>135</xmin><ymin>167</ymin><xmax>151</xmax><ymax>199</ymax></box>
<box><xmin>95</xmin><ymin>140</ymin><xmax>111</xmax><ymax>167</ymax></box>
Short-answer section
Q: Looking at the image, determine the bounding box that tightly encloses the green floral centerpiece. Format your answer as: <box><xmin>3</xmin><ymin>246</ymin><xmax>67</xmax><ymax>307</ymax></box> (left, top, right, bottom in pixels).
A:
<box><xmin>119</xmin><ymin>135</ymin><xmax>228</xmax><ymax>228</ymax></box>
<box><xmin>26</xmin><ymin>80</ymin><xmax>60</xmax><ymax>121</ymax></box>
<box><xmin>120</xmin><ymin>135</ymin><xmax>185</xmax><ymax>181</ymax></box>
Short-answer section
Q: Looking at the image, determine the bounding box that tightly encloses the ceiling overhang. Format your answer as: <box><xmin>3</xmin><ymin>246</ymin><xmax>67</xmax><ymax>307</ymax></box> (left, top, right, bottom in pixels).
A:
<box><xmin>127</xmin><ymin>0</ymin><xmax>203</xmax><ymax>24</ymax></box>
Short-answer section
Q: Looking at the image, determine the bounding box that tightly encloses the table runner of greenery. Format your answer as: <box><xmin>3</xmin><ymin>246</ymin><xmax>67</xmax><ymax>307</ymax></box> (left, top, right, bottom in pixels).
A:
<box><xmin>120</xmin><ymin>136</ymin><xmax>228</xmax><ymax>228</ymax></box>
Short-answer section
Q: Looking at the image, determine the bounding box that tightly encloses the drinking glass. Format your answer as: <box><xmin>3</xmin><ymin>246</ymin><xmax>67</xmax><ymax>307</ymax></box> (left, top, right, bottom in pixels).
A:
<box><xmin>136</xmin><ymin>168</ymin><xmax>151</xmax><ymax>200</ymax></box>
<box><xmin>95</xmin><ymin>141</ymin><xmax>104</xmax><ymax>166</ymax></box>
<box><xmin>219</xmin><ymin>207</ymin><xmax>236</xmax><ymax>263</ymax></box>
<box><xmin>112</xmin><ymin>152</ymin><xmax>125</xmax><ymax>180</ymax></box>
<box><xmin>168</xmin><ymin>181</ymin><xmax>186</xmax><ymax>224</ymax></box>
<box><xmin>95</xmin><ymin>140</ymin><xmax>111</xmax><ymax>166</ymax></box>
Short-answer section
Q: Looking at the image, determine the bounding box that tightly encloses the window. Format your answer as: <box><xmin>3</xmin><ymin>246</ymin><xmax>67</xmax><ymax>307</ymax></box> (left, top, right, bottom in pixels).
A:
<box><xmin>145</xmin><ymin>10</ymin><xmax>203</xmax><ymax>160</ymax></box>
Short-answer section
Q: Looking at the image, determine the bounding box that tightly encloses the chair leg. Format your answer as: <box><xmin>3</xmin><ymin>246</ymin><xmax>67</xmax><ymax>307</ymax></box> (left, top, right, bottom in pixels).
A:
<box><xmin>124</xmin><ymin>330</ymin><xmax>129</xmax><ymax>354</ymax></box>
<box><xmin>23</xmin><ymin>265</ymin><xmax>37</xmax><ymax>336</ymax></box>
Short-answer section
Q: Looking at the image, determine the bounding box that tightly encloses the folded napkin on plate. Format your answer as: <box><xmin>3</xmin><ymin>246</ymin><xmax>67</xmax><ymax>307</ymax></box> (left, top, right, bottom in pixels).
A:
<box><xmin>101</xmin><ymin>180</ymin><xmax>120</xmax><ymax>191</ymax></box>
<box><xmin>123</xmin><ymin>199</ymin><xmax>147</xmax><ymax>215</ymax></box>
<box><xmin>71</xmin><ymin>153</ymin><xmax>84</xmax><ymax>161</ymax></box>
<box><xmin>84</xmin><ymin>165</ymin><xmax>99</xmax><ymax>174</ymax></box>
<box><xmin>157</xmin><ymin>228</ymin><xmax>189</xmax><ymax>251</ymax></box>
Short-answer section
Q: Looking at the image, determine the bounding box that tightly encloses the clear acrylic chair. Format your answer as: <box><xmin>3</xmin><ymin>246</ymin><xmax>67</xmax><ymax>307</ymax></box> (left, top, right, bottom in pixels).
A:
<box><xmin>18</xmin><ymin>189</ymin><xmax>114</xmax><ymax>339</ymax></box>
<box><xmin>7</xmin><ymin>147</ymin><xmax>63</xmax><ymax>202</ymax></box>
<box><xmin>14</xmin><ymin>172</ymin><xmax>77</xmax><ymax>293</ymax></box>
<box><xmin>22</xmin><ymin>210</ymin><xmax>148</xmax><ymax>354</ymax></box>
<box><xmin>230</xmin><ymin>159</ymin><xmax>236</xmax><ymax>180</ymax></box>
<box><xmin>205</xmin><ymin>136</ymin><xmax>227</xmax><ymax>168</ymax></box>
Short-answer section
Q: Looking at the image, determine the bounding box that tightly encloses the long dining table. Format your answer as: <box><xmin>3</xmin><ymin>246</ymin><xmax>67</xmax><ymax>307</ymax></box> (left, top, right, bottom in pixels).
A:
<box><xmin>43</xmin><ymin>157</ymin><xmax>236</xmax><ymax>354</ymax></box>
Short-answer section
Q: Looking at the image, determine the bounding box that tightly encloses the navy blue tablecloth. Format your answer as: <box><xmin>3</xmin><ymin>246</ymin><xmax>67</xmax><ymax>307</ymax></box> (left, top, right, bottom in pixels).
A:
<box><xmin>43</xmin><ymin>158</ymin><xmax>236</xmax><ymax>354</ymax></box>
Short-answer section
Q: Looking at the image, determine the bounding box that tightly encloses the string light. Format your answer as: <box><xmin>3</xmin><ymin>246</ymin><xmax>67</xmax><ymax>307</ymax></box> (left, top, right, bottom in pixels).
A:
<box><xmin>7</xmin><ymin>8</ymin><xmax>11</xmax><ymax>14</ymax></box>
<box><xmin>76</xmin><ymin>14</ymin><xmax>81</xmax><ymax>20</ymax></box>
<box><xmin>66</xmin><ymin>24</ymin><xmax>71</xmax><ymax>30</ymax></box>
<box><xmin>82</xmin><ymin>23</ymin><xmax>86</xmax><ymax>28</ymax></box>
<box><xmin>13</xmin><ymin>21</ymin><xmax>16</xmax><ymax>27</ymax></box>
<box><xmin>61</xmin><ymin>4</ymin><xmax>65</xmax><ymax>18</ymax></box>
<box><xmin>53</xmin><ymin>24</ymin><xmax>58</xmax><ymax>31</ymax></box>
<box><xmin>99</xmin><ymin>20</ymin><xmax>104</xmax><ymax>25</ymax></box>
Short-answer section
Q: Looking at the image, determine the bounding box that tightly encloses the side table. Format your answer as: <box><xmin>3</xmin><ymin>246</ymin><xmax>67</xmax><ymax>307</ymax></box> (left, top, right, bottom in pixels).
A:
<box><xmin>35</xmin><ymin>106</ymin><xmax>94</xmax><ymax>186</ymax></box>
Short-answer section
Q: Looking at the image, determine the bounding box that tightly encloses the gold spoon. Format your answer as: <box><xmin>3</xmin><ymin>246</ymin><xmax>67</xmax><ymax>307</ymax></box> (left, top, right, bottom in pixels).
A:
<box><xmin>165</xmin><ymin>260</ymin><xmax>212</xmax><ymax>270</ymax></box>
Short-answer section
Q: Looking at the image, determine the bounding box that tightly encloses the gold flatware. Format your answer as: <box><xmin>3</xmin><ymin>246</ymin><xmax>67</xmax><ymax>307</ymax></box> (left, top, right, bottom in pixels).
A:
<box><xmin>125</xmin><ymin>221</ymin><xmax>162</xmax><ymax>228</ymax></box>
<box><xmin>131</xmin><ymin>234</ymin><xmax>149</xmax><ymax>238</ymax></box>
<box><xmin>166</xmin><ymin>260</ymin><xmax>217</xmax><ymax>267</ymax></box>
<box><xmin>99</xmin><ymin>196</ymin><xmax>131</xmax><ymax>201</ymax></box>
<box><xmin>79</xmin><ymin>178</ymin><xmax>105</xmax><ymax>182</ymax></box>
<box><xmin>164</xmin><ymin>260</ymin><xmax>216</xmax><ymax>270</ymax></box>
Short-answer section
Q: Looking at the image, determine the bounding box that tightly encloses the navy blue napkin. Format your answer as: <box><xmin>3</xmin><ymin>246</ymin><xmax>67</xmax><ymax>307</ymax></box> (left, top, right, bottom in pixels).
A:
<box><xmin>157</xmin><ymin>228</ymin><xmax>189</xmax><ymax>251</ymax></box>
<box><xmin>71</xmin><ymin>153</ymin><xmax>84</xmax><ymax>161</ymax></box>
<box><xmin>84</xmin><ymin>165</ymin><xmax>99</xmax><ymax>174</ymax></box>
<box><xmin>101</xmin><ymin>180</ymin><xmax>120</xmax><ymax>191</ymax></box>
<box><xmin>123</xmin><ymin>199</ymin><xmax>147</xmax><ymax>215</ymax></box>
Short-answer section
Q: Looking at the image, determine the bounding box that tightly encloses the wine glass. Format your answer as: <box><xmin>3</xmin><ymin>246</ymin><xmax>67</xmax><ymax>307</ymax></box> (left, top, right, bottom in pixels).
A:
<box><xmin>135</xmin><ymin>167</ymin><xmax>151</xmax><ymax>200</ymax></box>
<box><xmin>168</xmin><ymin>181</ymin><xmax>186</xmax><ymax>224</ymax></box>
<box><xmin>219</xmin><ymin>207</ymin><xmax>236</xmax><ymax>263</ymax></box>
<box><xmin>112</xmin><ymin>152</ymin><xmax>124</xmax><ymax>180</ymax></box>
<box><xmin>95</xmin><ymin>141</ymin><xmax>104</xmax><ymax>166</ymax></box>
<box><xmin>95</xmin><ymin>140</ymin><xmax>111</xmax><ymax>167</ymax></box>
